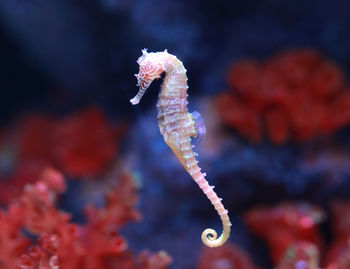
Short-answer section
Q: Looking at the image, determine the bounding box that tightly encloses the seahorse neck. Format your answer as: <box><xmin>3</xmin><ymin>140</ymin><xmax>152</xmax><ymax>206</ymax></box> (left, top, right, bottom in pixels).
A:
<box><xmin>160</xmin><ymin>56</ymin><xmax>188</xmax><ymax>105</ymax></box>
<box><xmin>156</xmin><ymin>56</ymin><xmax>189</xmax><ymax>142</ymax></box>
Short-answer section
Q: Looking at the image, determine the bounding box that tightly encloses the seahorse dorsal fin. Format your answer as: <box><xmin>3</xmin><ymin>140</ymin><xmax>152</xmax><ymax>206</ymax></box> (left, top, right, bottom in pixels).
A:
<box><xmin>192</xmin><ymin>111</ymin><xmax>207</xmax><ymax>140</ymax></box>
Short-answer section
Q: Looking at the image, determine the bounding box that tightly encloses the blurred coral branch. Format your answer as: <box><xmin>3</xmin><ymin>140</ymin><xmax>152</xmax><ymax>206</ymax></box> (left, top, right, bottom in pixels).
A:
<box><xmin>215</xmin><ymin>50</ymin><xmax>350</xmax><ymax>144</ymax></box>
<box><xmin>0</xmin><ymin>107</ymin><xmax>127</xmax><ymax>205</ymax></box>
<box><xmin>0</xmin><ymin>168</ymin><xmax>171</xmax><ymax>269</ymax></box>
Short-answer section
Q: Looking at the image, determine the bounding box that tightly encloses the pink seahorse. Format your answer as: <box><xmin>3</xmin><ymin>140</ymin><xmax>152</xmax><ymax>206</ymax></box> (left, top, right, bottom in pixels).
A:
<box><xmin>130</xmin><ymin>49</ymin><xmax>231</xmax><ymax>247</ymax></box>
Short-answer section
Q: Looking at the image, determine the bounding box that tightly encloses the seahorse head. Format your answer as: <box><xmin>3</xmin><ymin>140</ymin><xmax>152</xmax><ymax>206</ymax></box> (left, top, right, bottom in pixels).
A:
<box><xmin>130</xmin><ymin>49</ymin><xmax>167</xmax><ymax>105</ymax></box>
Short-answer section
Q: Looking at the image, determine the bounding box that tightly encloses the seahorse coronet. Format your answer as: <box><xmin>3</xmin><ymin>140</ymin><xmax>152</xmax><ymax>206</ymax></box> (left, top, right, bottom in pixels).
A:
<box><xmin>130</xmin><ymin>49</ymin><xmax>231</xmax><ymax>247</ymax></box>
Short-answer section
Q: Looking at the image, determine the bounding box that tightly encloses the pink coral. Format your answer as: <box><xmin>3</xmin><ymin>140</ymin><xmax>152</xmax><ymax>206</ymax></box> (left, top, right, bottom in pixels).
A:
<box><xmin>215</xmin><ymin>50</ymin><xmax>350</xmax><ymax>144</ymax></box>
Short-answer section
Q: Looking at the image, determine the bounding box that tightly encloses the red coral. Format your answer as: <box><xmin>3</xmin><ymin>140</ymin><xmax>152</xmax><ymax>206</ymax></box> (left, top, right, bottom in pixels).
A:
<box><xmin>265</xmin><ymin>108</ymin><xmax>290</xmax><ymax>145</ymax></box>
<box><xmin>215</xmin><ymin>49</ymin><xmax>350</xmax><ymax>144</ymax></box>
<box><xmin>0</xmin><ymin>160</ymin><xmax>49</xmax><ymax>205</ymax></box>
<box><xmin>0</xmin><ymin>210</ymin><xmax>30</xmax><ymax>269</ymax></box>
<box><xmin>17</xmin><ymin>168</ymin><xmax>69</xmax><ymax>234</ymax></box>
<box><xmin>276</xmin><ymin>241</ymin><xmax>320</xmax><ymax>269</ymax></box>
<box><xmin>244</xmin><ymin>202</ymin><xmax>325</xmax><ymax>264</ymax></box>
<box><xmin>329</xmin><ymin>200</ymin><xmax>350</xmax><ymax>240</ymax></box>
<box><xmin>215</xmin><ymin>93</ymin><xmax>263</xmax><ymax>143</ymax></box>
<box><xmin>0</xmin><ymin>168</ymin><xmax>171</xmax><ymax>269</ymax></box>
<box><xmin>0</xmin><ymin>168</ymin><xmax>64</xmax><ymax>268</ymax></box>
<box><xmin>52</xmin><ymin>107</ymin><xmax>126</xmax><ymax>178</ymax></box>
<box><xmin>198</xmin><ymin>242</ymin><xmax>258</xmax><ymax>269</ymax></box>
<box><xmin>0</xmin><ymin>107</ymin><xmax>127</xmax><ymax>206</ymax></box>
<box><xmin>326</xmin><ymin>247</ymin><xmax>350</xmax><ymax>269</ymax></box>
<box><xmin>19</xmin><ymin>233</ymin><xmax>60</xmax><ymax>269</ymax></box>
<box><xmin>16</xmin><ymin>115</ymin><xmax>55</xmax><ymax>163</ymax></box>
<box><xmin>85</xmin><ymin>171</ymin><xmax>142</xmax><ymax>232</ymax></box>
<box><xmin>136</xmin><ymin>251</ymin><xmax>172</xmax><ymax>269</ymax></box>
<box><xmin>324</xmin><ymin>200</ymin><xmax>350</xmax><ymax>269</ymax></box>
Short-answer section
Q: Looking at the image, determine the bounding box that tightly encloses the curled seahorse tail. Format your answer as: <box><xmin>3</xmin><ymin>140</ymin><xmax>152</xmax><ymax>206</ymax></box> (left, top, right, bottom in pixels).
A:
<box><xmin>201</xmin><ymin>225</ymin><xmax>231</xmax><ymax>248</ymax></box>
<box><xmin>195</xmin><ymin>174</ymin><xmax>231</xmax><ymax>248</ymax></box>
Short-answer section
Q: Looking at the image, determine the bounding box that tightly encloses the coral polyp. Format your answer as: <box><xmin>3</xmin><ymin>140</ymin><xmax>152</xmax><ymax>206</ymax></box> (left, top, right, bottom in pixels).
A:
<box><xmin>130</xmin><ymin>49</ymin><xmax>231</xmax><ymax>247</ymax></box>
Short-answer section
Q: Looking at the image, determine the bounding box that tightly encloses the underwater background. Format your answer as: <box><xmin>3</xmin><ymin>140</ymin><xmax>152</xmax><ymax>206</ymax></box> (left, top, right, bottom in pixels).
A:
<box><xmin>1</xmin><ymin>0</ymin><xmax>350</xmax><ymax>268</ymax></box>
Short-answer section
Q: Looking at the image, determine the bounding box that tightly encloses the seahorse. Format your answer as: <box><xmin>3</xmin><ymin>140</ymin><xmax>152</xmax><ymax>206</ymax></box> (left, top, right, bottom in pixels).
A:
<box><xmin>130</xmin><ymin>49</ymin><xmax>231</xmax><ymax>247</ymax></box>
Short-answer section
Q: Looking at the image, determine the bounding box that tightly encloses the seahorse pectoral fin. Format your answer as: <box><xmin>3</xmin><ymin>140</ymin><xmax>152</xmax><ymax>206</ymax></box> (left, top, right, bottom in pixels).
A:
<box><xmin>191</xmin><ymin>111</ymin><xmax>207</xmax><ymax>140</ymax></box>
